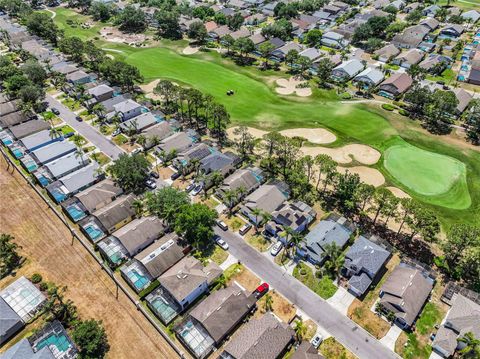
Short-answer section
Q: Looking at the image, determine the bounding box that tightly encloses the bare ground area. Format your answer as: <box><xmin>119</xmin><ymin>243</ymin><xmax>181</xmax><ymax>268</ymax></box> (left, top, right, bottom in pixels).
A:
<box><xmin>0</xmin><ymin>164</ymin><xmax>177</xmax><ymax>359</ymax></box>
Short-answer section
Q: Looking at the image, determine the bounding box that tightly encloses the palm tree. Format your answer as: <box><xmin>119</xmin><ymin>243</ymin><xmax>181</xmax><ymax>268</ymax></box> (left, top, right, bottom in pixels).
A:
<box><xmin>323</xmin><ymin>243</ymin><xmax>345</xmax><ymax>283</ymax></box>
<box><xmin>458</xmin><ymin>332</ymin><xmax>480</xmax><ymax>358</ymax></box>
<box><xmin>264</xmin><ymin>293</ymin><xmax>273</xmax><ymax>312</ymax></box>
<box><xmin>132</xmin><ymin>199</ymin><xmax>144</xmax><ymax>217</ymax></box>
<box><xmin>72</xmin><ymin>135</ymin><xmax>85</xmax><ymax>163</ymax></box>
<box><xmin>251</xmin><ymin>208</ymin><xmax>263</xmax><ymax>234</ymax></box>
<box><xmin>223</xmin><ymin>189</ymin><xmax>238</xmax><ymax>216</ymax></box>
<box><xmin>294</xmin><ymin>320</ymin><xmax>307</xmax><ymax>342</ymax></box>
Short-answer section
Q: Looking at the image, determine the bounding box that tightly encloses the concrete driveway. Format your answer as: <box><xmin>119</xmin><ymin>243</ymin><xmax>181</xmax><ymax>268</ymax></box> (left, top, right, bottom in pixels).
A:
<box><xmin>380</xmin><ymin>324</ymin><xmax>403</xmax><ymax>351</ymax></box>
<box><xmin>326</xmin><ymin>287</ymin><xmax>356</xmax><ymax>316</ymax></box>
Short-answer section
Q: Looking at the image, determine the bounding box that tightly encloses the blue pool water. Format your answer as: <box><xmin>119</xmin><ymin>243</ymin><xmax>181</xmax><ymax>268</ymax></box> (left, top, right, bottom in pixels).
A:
<box><xmin>51</xmin><ymin>189</ymin><xmax>67</xmax><ymax>203</ymax></box>
<box><xmin>38</xmin><ymin>176</ymin><xmax>50</xmax><ymax>187</ymax></box>
<box><xmin>26</xmin><ymin>162</ymin><xmax>38</xmax><ymax>172</ymax></box>
<box><xmin>67</xmin><ymin>205</ymin><xmax>86</xmax><ymax>222</ymax></box>
<box><xmin>12</xmin><ymin>148</ymin><xmax>23</xmax><ymax>158</ymax></box>
<box><xmin>141</xmin><ymin>107</ymin><xmax>149</xmax><ymax>113</ymax></box>
<box><xmin>155</xmin><ymin>115</ymin><xmax>164</xmax><ymax>123</ymax></box>
<box><xmin>128</xmin><ymin>269</ymin><xmax>150</xmax><ymax>290</ymax></box>
<box><xmin>2</xmin><ymin>138</ymin><xmax>12</xmax><ymax>145</ymax></box>
<box><xmin>458</xmin><ymin>75</ymin><xmax>465</xmax><ymax>81</ymax></box>
<box><xmin>85</xmin><ymin>224</ymin><xmax>104</xmax><ymax>241</ymax></box>
<box><xmin>36</xmin><ymin>333</ymin><xmax>70</xmax><ymax>353</ymax></box>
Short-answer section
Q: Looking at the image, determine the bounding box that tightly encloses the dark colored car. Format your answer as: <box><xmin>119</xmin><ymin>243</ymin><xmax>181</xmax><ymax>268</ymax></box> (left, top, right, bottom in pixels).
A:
<box><xmin>75</xmin><ymin>116</ymin><xmax>83</xmax><ymax>122</ymax></box>
<box><xmin>149</xmin><ymin>171</ymin><xmax>159</xmax><ymax>179</ymax></box>
<box><xmin>170</xmin><ymin>172</ymin><xmax>181</xmax><ymax>180</ymax></box>
<box><xmin>51</xmin><ymin>108</ymin><xmax>60</xmax><ymax>115</ymax></box>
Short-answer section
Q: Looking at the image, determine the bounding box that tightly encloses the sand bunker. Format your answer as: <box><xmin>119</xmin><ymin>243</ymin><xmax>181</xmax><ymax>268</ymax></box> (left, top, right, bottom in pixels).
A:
<box><xmin>279</xmin><ymin>128</ymin><xmax>336</xmax><ymax>144</ymax></box>
<box><xmin>183</xmin><ymin>45</ymin><xmax>200</xmax><ymax>55</ymax></box>
<box><xmin>337</xmin><ymin>166</ymin><xmax>385</xmax><ymax>187</ymax></box>
<box><xmin>275</xmin><ymin>77</ymin><xmax>312</xmax><ymax>97</ymax></box>
<box><xmin>387</xmin><ymin>187</ymin><xmax>411</xmax><ymax>199</ymax></box>
<box><xmin>227</xmin><ymin>126</ymin><xmax>268</xmax><ymax>140</ymax></box>
<box><xmin>301</xmin><ymin>144</ymin><xmax>381</xmax><ymax>165</ymax></box>
<box><xmin>100</xmin><ymin>27</ymin><xmax>149</xmax><ymax>45</ymax></box>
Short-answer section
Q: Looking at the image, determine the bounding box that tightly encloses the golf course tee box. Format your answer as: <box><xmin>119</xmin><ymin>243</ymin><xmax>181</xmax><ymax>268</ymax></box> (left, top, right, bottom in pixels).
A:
<box><xmin>383</xmin><ymin>143</ymin><xmax>471</xmax><ymax>210</ymax></box>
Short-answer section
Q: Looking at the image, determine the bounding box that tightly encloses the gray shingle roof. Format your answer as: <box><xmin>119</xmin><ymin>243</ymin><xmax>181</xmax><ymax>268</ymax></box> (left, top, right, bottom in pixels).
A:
<box><xmin>114</xmin><ymin>216</ymin><xmax>165</xmax><ymax>256</ymax></box>
<box><xmin>31</xmin><ymin>141</ymin><xmax>76</xmax><ymax>164</ymax></box>
<box><xmin>291</xmin><ymin>341</ymin><xmax>325</xmax><ymax>359</ymax></box>
<box><xmin>9</xmin><ymin>120</ymin><xmax>50</xmax><ymax>140</ymax></box>
<box><xmin>75</xmin><ymin>179</ymin><xmax>123</xmax><ymax>213</ymax></box>
<box><xmin>0</xmin><ymin>297</ymin><xmax>23</xmax><ymax>345</ymax></box>
<box><xmin>344</xmin><ymin>236</ymin><xmax>390</xmax><ymax>280</ymax></box>
<box><xmin>0</xmin><ymin>339</ymin><xmax>55</xmax><ymax>359</ymax></box>
<box><xmin>58</xmin><ymin>162</ymin><xmax>99</xmax><ymax>193</ymax></box>
<box><xmin>94</xmin><ymin>194</ymin><xmax>136</xmax><ymax>232</ymax></box>
<box><xmin>43</xmin><ymin>152</ymin><xmax>88</xmax><ymax>179</ymax></box>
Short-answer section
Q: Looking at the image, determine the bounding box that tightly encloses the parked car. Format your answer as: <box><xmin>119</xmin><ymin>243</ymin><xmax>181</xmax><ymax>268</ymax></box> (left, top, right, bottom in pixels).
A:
<box><xmin>254</xmin><ymin>283</ymin><xmax>269</xmax><ymax>298</ymax></box>
<box><xmin>270</xmin><ymin>242</ymin><xmax>283</xmax><ymax>256</ymax></box>
<box><xmin>185</xmin><ymin>182</ymin><xmax>195</xmax><ymax>192</ymax></box>
<box><xmin>145</xmin><ymin>179</ymin><xmax>157</xmax><ymax>189</ymax></box>
<box><xmin>51</xmin><ymin>108</ymin><xmax>60</xmax><ymax>115</ymax></box>
<box><xmin>214</xmin><ymin>235</ymin><xmax>229</xmax><ymax>250</ymax></box>
<box><xmin>131</xmin><ymin>148</ymin><xmax>142</xmax><ymax>155</ymax></box>
<box><xmin>112</xmin><ymin>128</ymin><xmax>121</xmax><ymax>137</ymax></box>
<box><xmin>239</xmin><ymin>223</ymin><xmax>252</xmax><ymax>236</ymax></box>
<box><xmin>311</xmin><ymin>335</ymin><xmax>323</xmax><ymax>348</ymax></box>
<box><xmin>149</xmin><ymin>171</ymin><xmax>159</xmax><ymax>179</ymax></box>
<box><xmin>191</xmin><ymin>182</ymin><xmax>203</xmax><ymax>196</ymax></box>
<box><xmin>75</xmin><ymin>116</ymin><xmax>82</xmax><ymax>122</ymax></box>
<box><xmin>216</xmin><ymin>219</ymin><xmax>228</xmax><ymax>231</ymax></box>
<box><xmin>170</xmin><ymin>171</ymin><xmax>181</xmax><ymax>181</ymax></box>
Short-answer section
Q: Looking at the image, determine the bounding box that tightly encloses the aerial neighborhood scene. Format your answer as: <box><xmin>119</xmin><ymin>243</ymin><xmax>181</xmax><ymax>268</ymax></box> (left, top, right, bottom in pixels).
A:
<box><xmin>1</xmin><ymin>0</ymin><xmax>480</xmax><ymax>357</ymax></box>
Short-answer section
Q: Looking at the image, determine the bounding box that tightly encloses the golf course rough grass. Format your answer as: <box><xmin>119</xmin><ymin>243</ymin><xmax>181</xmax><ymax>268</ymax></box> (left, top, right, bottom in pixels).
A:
<box><xmin>384</xmin><ymin>143</ymin><xmax>471</xmax><ymax>209</ymax></box>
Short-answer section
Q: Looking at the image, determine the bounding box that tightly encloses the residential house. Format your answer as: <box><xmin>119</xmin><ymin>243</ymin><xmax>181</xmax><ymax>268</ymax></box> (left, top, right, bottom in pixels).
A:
<box><xmin>403</xmin><ymin>2</ymin><xmax>420</xmax><ymax>13</ymax></box>
<box><xmin>33</xmin><ymin>152</ymin><xmax>89</xmax><ymax>187</ymax></box>
<box><xmin>393</xmin><ymin>48</ymin><xmax>424</xmax><ymax>68</ymax></box>
<box><xmin>374</xmin><ymin>44</ymin><xmax>401</xmax><ymax>62</ymax></box>
<box><xmin>0</xmin><ymin>100</ymin><xmax>19</xmax><ymax>117</ymax></box>
<box><xmin>423</xmin><ymin>4</ymin><xmax>440</xmax><ymax>17</ymax></box>
<box><xmin>7</xmin><ymin>120</ymin><xmax>50</xmax><ymax>140</ymax></box>
<box><xmin>292</xmin><ymin>341</ymin><xmax>326</xmax><ymax>359</ymax></box>
<box><xmin>99</xmin><ymin>94</ymin><xmax>131</xmax><ymax>114</ymax></box>
<box><xmin>156</xmin><ymin>131</ymin><xmax>195</xmax><ymax>156</ymax></box>
<box><xmin>147</xmin><ymin>257</ymin><xmax>222</xmax><ymax>324</ymax></box>
<box><xmin>321</xmin><ymin>31</ymin><xmax>347</xmax><ymax>49</ymax></box>
<box><xmin>210</xmin><ymin>25</ymin><xmax>232</xmax><ymax>40</ymax></box>
<box><xmin>199</xmin><ymin>151</ymin><xmax>239</xmax><ymax>177</ymax></box>
<box><xmin>176</xmin><ymin>283</ymin><xmax>257</xmax><ymax>358</ymax></box>
<box><xmin>342</xmin><ymin>236</ymin><xmax>391</xmax><ymax>297</ymax></box>
<box><xmin>28</xmin><ymin>321</ymin><xmax>78</xmax><ymax>358</ymax></box>
<box><xmin>373</xmin><ymin>0</ymin><xmax>389</xmax><ymax>9</ymax></box>
<box><xmin>230</xmin><ymin>28</ymin><xmax>250</xmax><ymax>40</ymax></box>
<box><xmin>353</xmin><ymin>68</ymin><xmax>385</xmax><ymax>88</ymax></box>
<box><xmin>379</xmin><ymin>263</ymin><xmax>434</xmax><ymax>329</ymax></box>
<box><xmin>46</xmin><ymin>162</ymin><xmax>101</xmax><ymax>203</ymax></box>
<box><xmin>419</xmin><ymin>18</ymin><xmax>440</xmax><ymax>32</ymax></box>
<box><xmin>392</xmin><ymin>25</ymin><xmax>429</xmax><ymax>49</ymax></box>
<box><xmin>0</xmin><ymin>277</ymin><xmax>47</xmax><ymax>322</ymax></box>
<box><xmin>220</xmin><ymin>312</ymin><xmax>294</xmax><ymax>359</ymax></box>
<box><xmin>87</xmin><ymin>84</ymin><xmax>114</xmax><ymax>105</ymax></box>
<box><xmin>0</xmin><ymin>339</ymin><xmax>55</xmax><ymax>359</ymax></box>
<box><xmin>453</xmin><ymin>88</ymin><xmax>473</xmax><ymax>115</ymax></box>
<box><xmin>240</xmin><ymin>184</ymin><xmax>288</xmax><ymax>225</ymax></box>
<box><xmin>378</xmin><ymin>73</ymin><xmax>413</xmax><ymax>99</ymax></box>
<box><xmin>29</xmin><ymin>141</ymin><xmax>77</xmax><ymax>165</ymax></box>
<box><xmin>173</xmin><ymin>143</ymin><xmax>213</xmax><ymax>172</ymax></box>
<box><xmin>299</xmin><ymin>48</ymin><xmax>323</xmax><ymax>62</ymax></box>
<box><xmin>61</xmin><ymin>179</ymin><xmax>123</xmax><ymax>222</ymax></box>
<box><xmin>98</xmin><ymin>216</ymin><xmax>165</xmax><ymax>266</ymax></box>
<box><xmin>419</xmin><ymin>54</ymin><xmax>452</xmax><ymax>73</ymax></box>
<box><xmin>80</xmin><ymin>194</ymin><xmax>136</xmax><ymax>242</ymax></box>
<box><xmin>261</xmin><ymin>2</ymin><xmax>277</xmax><ymax>16</ymax></box>
<box><xmin>461</xmin><ymin>10</ymin><xmax>480</xmax><ymax>23</ymax></box>
<box><xmin>0</xmin><ymin>297</ymin><xmax>24</xmax><ymax>345</ymax></box>
<box><xmin>142</xmin><ymin>121</ymin><xmax>174</xmax><ymax>149</ymax></box>
<box><xmin>297</xmin><ymin>215</ymin><xmax>354</xmax><ymax>265</ymax></box>
<box><xmin>389</xmin><ymin>0</ymin><xmax>405</xmax><ymax>10</ymax></box>
<box><xmin>440</xmin><ymin>24</ymin><xmax>464</xmax><ymax>39</ymax></box>
<box><xmin>431</xmin><ymin>294</ymin><xmax>480</xmax><ymax>358</ymax></box>
<box><xmin>331</xmin><ymin>59</ymin><xmax>364</xmax><ymax>81</ymax></box>
<box><xmin>66</xmin><ymin>70</ymin><xmax>93</xmax><ymax>85</ymax></box>
<box><xmin>119</xmin><ymin>112</ymin><xmax>158</xmax><ymax>134</ymax></box>
<box><xmin>19</xmin><ymin>130</ymin><xmax>63</xmax><ymax>153</ymax></box>
<box><xmin>265</xmin><ymin>201</ymin><xmax>316</xmax><ymax>239</ymax></box>
<box><xmin>216</xmin><ymin>167</ymin><xmax>264</xmax><ymax>203</ymax></box>
<box><xmin>121</xmin><ymin>233</ymin><xmax>186</xmax><ymax>292</ymax></box>
<box><xmin>249</xmin><ymin>33</ymin><xmax>267</xmax><ymax>47</ymax></box>
<box><xmin>52</xmin><ymin>62</ymin><xmax>78</xmax><ymax>75</ymax></box>
<box><xmin>244</xmin><ymin>13</ymin><xmax>267</xmax><ymax>25</ymax></box>
<box><xmin>271</xmin><ymin>42</ymin><xmax>304</xmax><ymax>62</ymax></box>
<box><xmin>468</xmin><ymin>60</ymin><xmax>480</xmax><ymax>85</ymax></box>
<box><xmin>0</xmin><ymin>111</ymin><xmax>31</xmax><ymax>128</ymax></box>
<box><xmin>113</xmin><ymin>99</ymin><xmax>143</xmax><ymax>121</ymax></box>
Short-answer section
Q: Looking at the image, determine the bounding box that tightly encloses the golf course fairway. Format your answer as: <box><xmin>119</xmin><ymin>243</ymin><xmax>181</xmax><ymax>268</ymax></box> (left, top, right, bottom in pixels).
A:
<box><xmin>384</xmin><ymin>144</ymin><xmax>471</xmax><ymax>209</ymax></box>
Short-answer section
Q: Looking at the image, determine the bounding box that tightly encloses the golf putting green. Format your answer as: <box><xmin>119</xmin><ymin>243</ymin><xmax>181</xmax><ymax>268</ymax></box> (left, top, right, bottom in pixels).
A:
<box><xmin>384</xmin><ymin>143</ymin><xmax>471</xmax><ymax>209</ymax></box>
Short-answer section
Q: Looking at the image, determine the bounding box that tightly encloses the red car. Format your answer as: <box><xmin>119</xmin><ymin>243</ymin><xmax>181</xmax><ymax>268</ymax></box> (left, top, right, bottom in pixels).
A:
<box><xmin>255</xmin><ymin>283</ymin><xmax>269</xmax><ymax>298</ymax></box>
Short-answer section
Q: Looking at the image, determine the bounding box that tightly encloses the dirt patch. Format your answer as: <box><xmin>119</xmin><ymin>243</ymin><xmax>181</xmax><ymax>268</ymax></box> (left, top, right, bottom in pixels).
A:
<box><xmin>227</xmin><ymin>126</ymin><xmax>268</xmax><ymax>140</ymax></box>
<box><xmin>0</xmin><ymin>164</ymin><xmax>176</xmax><ymax>359</ymax></box>
<box><xmin>348</xmin><ymin>300</ymin><xmax>390</xmax><ymax>339</ymax></box>
<box><xmin>255</xmin><ymin>290</ymin><xmax>296</xmax><ymax>323</ymax></box>
<box><xmin>337</xmin><ymin>166</ymin><xmax>385</xmax><ymax>187</ymax></box>
<box><xmin>100</xmin><ymin>26</ymin><xmax>150</xmax><ymax>45</ymax></box>
<box><xmin>279</xmin><ymin>128</ymin><xmax>336</xmax><ymax>144</ymax></box>
<box><xmin>387</xmin><ymin>186</ymin><xmax>411</xmax><ymax>199</ymax></box>
<box><xmin>227</xmin><ymin>265</ymin><xmax>261</xmax><ymax>292</ymax></box>
<box><xmin>301</xmin><ymin>144</ymin><xmax>381</xmax><ymax>165</ymax></box>
<box><xmin>182</xmin><ymin>45</ymin><xmax>199</xmax><ymax>55</ymax></box>
<box><xmin>275</xmin><ymin>77</ymin><xmax>312</xmax><ymax>97</ymax></box>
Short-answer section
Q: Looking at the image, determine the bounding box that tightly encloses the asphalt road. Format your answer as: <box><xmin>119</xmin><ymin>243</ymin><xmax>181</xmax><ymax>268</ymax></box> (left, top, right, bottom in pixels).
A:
<box><xmin>46</xmin><ymin>95</ymin><xmax>125</xmax><ymax>160</ymax></box>
<box><xmin>214</xmin><ymin>227</ymin><xmax>400</xmax><ymax>359</ymax></box>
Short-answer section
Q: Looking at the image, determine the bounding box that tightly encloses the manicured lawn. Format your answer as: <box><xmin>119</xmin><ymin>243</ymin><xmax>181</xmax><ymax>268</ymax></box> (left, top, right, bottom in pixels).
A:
<box><xmin>58</xmin><ymin>125</ymin><xmax>74</xmax><ymax>135</ymax></box>
<box><xmin>426</xmin><ymin>68</ymin><xmax>456</xmax><ymax>84</ymax></box>
<box><xmin>293</xmin><ymin>262</ymin><xmax>337</xmax><ymax>299</ymax></box>
<box><xmin>91</xmin><ymin>152</ymin><xmax>110</xmax><ymax>166</ymax></box>
<box><xmin>51</xmin><ymin>7</ymin><xmax>103</xmax><ymax>41</ymax></box>
<box><xmin>247</xmin><ymin>235</ymin><xmax>270</xmax><ymax>252</ymax></box>
<box><xmin>415</xmin><ymin>303</ymin><xmax>443</xmax><ymax>335</ymax></box>
<box><xmin>112</xmin><ymin>134</ymin><xmax>128</xmax><ymax>145</ymax></box>
<box><xmin>320</xmin><ymin>337</ymin><xmax>356</xmax><ymax>359</ymax></box>
<box><xmin>384</xmin><ymin>142</ymin><xmax>470</xmax><ymax>209</ymax></box>
<box><xmin>61</xmin><ymin>98</ymin><xmax>82</xmax><ymax>111</ymax></box>
<box><xmin>208</xmin><ymin>246</ymin><xmax>228</xmax><ymax>265</ymax></box>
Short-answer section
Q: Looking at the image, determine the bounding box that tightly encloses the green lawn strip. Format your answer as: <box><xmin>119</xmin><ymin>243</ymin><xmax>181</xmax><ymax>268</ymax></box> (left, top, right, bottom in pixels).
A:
<box><xmin>293</xmin><ymin>262</ymin><xmax>337</xmax><ymax>299</ymax></box>
<box><xmin>91</xmin><ymin>152</ymin><xmax>110</xmax><ymax>166</ymax></box>
<box><xmin>112</xmin><ymin>134</ymin><xmax>128</xmax><ymax>145</ymax></box>
<box><xmin>415</xmin><ymin>302</ymin><xmax>443</xmax><ymax>336</ymax></box>
<box><xmin>58</xmin><ymin>125</ymin><xmax>74</xmax><ymax>135</ymax></box>
<box><xmin>426</xmin><ymin>69</ymin><xmax>456</xmax><ymax>84</ymax></box>
<box><xmin>401</xmin><ymin>332</ymin><xmax>433</xmax><ymax>359</ymax></box>
<box><xmin>246</xmin><ymin>235</ymin><xmax>270</xmax><ymax>252</ymax></box>
<box><xmin>207</xmin><ymin>246</ymin><xmax>228</xmax><ymax>265</ymax></box>
<box><xmin>52</xmin><ymin>7</ymin><xmax>104</xmax><ymax>41</ymax></box>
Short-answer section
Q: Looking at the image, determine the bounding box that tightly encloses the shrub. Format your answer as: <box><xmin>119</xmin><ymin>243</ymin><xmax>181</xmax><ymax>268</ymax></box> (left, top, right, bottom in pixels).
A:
<box><xmin>382</xmin><ymin>103</ymin><xmax>395</xmax><ymax>111</ymax></box>
<box><xmin>39</xmin><ymin>282</ymin><xmax>49</xmax><ymax>291</ymax></box>
<box><xmin>399</xmin><ymin>109</ymin><xmax>409</xmax><ymax>116</ymax></box>
<box><xmin>138</xmin><ymin>280</ymin><xmax>160</xmax><ymax>299</ymax></box>
<box><xmin>340</xmin><ymin>92</ymin><xmax>352</xmax><ymax>100</ymax></box>
<box><xmin>31</xmin><ymin>273</ymin><xmax>42</xmax><ymax>284</ymax></box>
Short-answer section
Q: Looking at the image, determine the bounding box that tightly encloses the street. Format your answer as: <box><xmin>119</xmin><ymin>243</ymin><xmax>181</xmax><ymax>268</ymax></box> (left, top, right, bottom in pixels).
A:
<box><xmin>46</xmin><ymin>95</ymin><xmax>125</xmax><ymax>160</ymax></box>
<box><xmin>214</xmin><ymin>227</ymin><xmax>400</xmax><ymax>359</ymax></box>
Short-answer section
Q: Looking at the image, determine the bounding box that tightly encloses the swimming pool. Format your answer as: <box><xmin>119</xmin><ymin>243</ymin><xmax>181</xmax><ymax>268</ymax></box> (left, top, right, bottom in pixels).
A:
<box><xmin>149</xmin><ymin>294</ymin><xmax>179</xmax><ymax>323</ymax></box>
<box><xmin>155</xmin><ymin>115</ymin><xmax>164</xmax><ymax>123</ymax></box>
<box><xmin>84</xmin><ymin>224</ymin><xmax>105</xmax><ymax>241</ymax></box>
<box><xmin>36</xmin><ymin>333</ymin><xmax>71</xmax><ymax>353</ymax></box>
<box><xmin>66</xmin><ymin>204</ymin><xmax>86</xmax><ymax>222</ymax></box>
<box><xmin>37</xmin><ymin>175</ymin><xmax>50</xmax><ymax>187</ymax></box>
<box><xmin>12</xmin><ymin>148</ymin><xmax>23</xmax><ymax>158</ymax></box>
<box><xmin>49</xmin><ymin>188</ymin><xmax>67</xmax><ymax>203</ymax></box>
<box><xmin>128</xmin><ymin>269</ymin><xmax>150</xmax><ymax>290</ymax></box>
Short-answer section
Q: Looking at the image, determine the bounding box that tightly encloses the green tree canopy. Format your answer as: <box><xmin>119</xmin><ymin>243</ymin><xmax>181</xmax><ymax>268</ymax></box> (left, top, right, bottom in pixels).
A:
<box><xmin>174</xmin><ymin>203</ymin><xmax>218</xmax><ymax>249</ymax></box>
<box><xmin>72</xmin><ymin>320</ymin><xmax>110</xmax><ymax>359</ymax></box>
<box><xmin>109</xmin><ymin>153</ymin><xmax>150</xmax><ymax>194</ymax></box>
